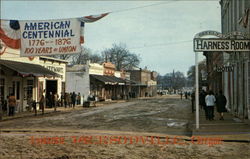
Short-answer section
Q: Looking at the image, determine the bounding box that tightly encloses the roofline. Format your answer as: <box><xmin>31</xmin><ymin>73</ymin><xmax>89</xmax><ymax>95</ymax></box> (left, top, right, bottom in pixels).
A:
<box><xmin>39</xmin><ymin>56</ymin><xmax>68</xmax><ymax>63</ymax></box>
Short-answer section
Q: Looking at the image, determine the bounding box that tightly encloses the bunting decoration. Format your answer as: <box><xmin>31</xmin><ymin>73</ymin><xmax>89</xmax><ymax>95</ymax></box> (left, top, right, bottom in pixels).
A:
<box><xmin>79</xmin><ymin>13</ymin><xmax>109</xmax><ymax>44</ymax></box>
<box><xmin>0</xmin><ymin>39</ymin><xmax>7</xmax><ymax>55</ymax></box>
<box><xmin>80</xmin><ymin>13</ymin><xmax>109</xmax><ymax>23</ymax></box>
<box><xmin>0</xmin><ymin>20</ymin><xmax>21</xmax><ymax>49</ymax></box>
<box><xmin>238</xmin><ymin>8</ymin><xmax>249</xmax><ymax>28</ymax></box>
<box><xmin>80</xmin><ymin>21</ymin><xmax>85</xmax><ymax>44</ymax></box>
<box><xmin>0</xmin><ymin>12</ymin><xmax>109</xmax><ymax>52</ymax></box>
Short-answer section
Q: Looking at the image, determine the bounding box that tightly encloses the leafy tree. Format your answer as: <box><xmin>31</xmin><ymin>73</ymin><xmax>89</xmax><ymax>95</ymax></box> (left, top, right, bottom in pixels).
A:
<box><xmin>101</xmin><ymin>43</ymin><xmax>140</xmax><ymax>70</ymax></box>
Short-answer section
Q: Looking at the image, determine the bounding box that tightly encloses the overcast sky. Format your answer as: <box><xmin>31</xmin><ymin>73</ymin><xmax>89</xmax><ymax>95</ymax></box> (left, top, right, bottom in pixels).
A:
<box><xmin>1</xmin><ymin>0</ymin><xmax>221</xmax><ymax>75</ymax></box>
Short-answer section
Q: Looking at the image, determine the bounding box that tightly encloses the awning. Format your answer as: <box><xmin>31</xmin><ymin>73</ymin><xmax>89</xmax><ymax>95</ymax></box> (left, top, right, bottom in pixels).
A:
<box><xmin>129</xmin><ymin>80</ymin><xmax>147</xmax><ymax>86</ymax></box>
<box><xmin>0</xmin><ymin>59</ymin><xmax>59</xmax><ymax>77</ymax></box>
<box><xmin>90</xmin><ymin>74</ymin><xmax>126</xmax><ymax>85</ymax></box>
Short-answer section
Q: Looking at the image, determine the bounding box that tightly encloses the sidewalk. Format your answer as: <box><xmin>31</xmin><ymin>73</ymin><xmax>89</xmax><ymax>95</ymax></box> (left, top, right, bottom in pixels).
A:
<box><xmin>192</xmin><ymin>108</ymin><xmax>250</xmax><ymax>141</ymax></box>
<box><xmin>0</xmin><ymin>99</ymin><xmax>128</xmax><ymax>122</ymax></box>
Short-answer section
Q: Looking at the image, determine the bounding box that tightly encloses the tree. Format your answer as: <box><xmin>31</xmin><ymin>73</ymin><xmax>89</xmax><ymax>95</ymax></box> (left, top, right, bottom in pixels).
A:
<box><xmin>187</xmin><ymin>60</ymin><xmax>206</xmax><ymax>87</ymax></box>
<box><xmin>101</xmin><ymin>43</ymin><xmax>140</xmax><ymax>70</ymax></box>
<box><xmin>50</xmin><ymin>54</ymin><xmax>72</xmax><ymax>61</ymax></box>
<box><xmin>157</xmin><ymin>70</ymin><xmax>186</xmax><ymax>90</ymax></box>
<box><xmin>49</xmin><ymin>47</ymin><xmax>103</xmax><ymax>65</ymax></box>
<box><xmin>71</xmin><ymin>47</ymin><xmax>103</xmax><ymax>65</ymax></box>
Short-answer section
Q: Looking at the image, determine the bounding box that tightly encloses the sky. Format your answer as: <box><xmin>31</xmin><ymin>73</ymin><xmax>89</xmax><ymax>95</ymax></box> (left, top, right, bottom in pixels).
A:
<box><xmin>1</xmin><ymin>0</ymin><xmax>221</xmax><ymax>76</ymax></box>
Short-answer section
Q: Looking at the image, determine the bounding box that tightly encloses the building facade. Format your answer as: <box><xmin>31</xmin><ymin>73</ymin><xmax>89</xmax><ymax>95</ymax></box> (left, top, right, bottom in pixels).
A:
<box><xmin>0</xmin><ymin>47</ymin><xmax>67</xmax><ymax>113</ymax></box>
<box><xmin>205</xmin><ymin>0</ymin><xmax>250</xmax><ymax>119</ymax></box>
<box><xmin>66</xmin><ymin>62</ymin><xmax>130</xmax><ymax>102</ymax></box>
<box><xmin>128</xmin><ymin>68</ymin><xmax>157</xmax><ymax>97</ymax></box>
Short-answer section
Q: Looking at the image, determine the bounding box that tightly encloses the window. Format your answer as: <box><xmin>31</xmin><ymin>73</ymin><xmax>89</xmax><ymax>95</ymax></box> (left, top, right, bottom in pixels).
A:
<box><xmin>0</xmin><ymin>78</ymin><xmax>4</xmax><ymax>101</ymax></box>
<box><xmin>12</xmin><ymin>81</ymin><xmax>15</xmax><ymax>95</ymax></box>
<box><xmin>16</xmin><ymin>81</ymin><xmax>20</xmax><ymax>100</ymax></box>
<box><xmin>27</xmin><ymin>80</ymin><xmax>33</xmax><ymax>99</ymax></box>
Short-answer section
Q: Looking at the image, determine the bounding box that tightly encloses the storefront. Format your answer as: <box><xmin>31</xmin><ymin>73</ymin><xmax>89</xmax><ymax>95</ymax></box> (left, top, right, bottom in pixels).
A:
<box><xmin>38</xmin><ymin>56</ymin><xmax>67</xmax><ymax>106</ymax></box>
<box><xmin>0</xmin><ymin>59</ymin><xmax>58</xmax><ymax>113</ymax></box>
<box><xmin>0</xmin><ymin>47</ymin><xmax>67</xmax><ymax>113</ymax></box>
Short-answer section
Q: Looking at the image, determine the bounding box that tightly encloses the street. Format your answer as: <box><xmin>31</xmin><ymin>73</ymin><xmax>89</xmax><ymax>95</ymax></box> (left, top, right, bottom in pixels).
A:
<box><xmin>1</xmin><ymin>96</ymin><xmax>250</xmax><ymax>159</ymax></box>
<box><xmin>0</xmin><ymin>96</ymin><xmax>192</xmax><ymax>134</ymax></box>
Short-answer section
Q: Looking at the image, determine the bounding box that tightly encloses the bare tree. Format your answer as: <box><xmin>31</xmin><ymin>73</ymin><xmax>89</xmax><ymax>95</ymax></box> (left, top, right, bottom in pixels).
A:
<box><xmin>101</xmin><ymin>43</ymin><xmax>140</xmax><ymax>70</ymax></box>
<box><xmin>187</xmin><ymin>60</ymin><xmax>206</xmax><ymax>87</ymax></box>
<box><xmin>157</xmin><ymin>70</ymin><xmax>186</xmax><ymax>90</ymax></box>
<box><xmin>71</xmin><ymin>47</ymin><xmax>103</xmax><ymax>65</ymax></box>
<box><xmin>50</xmin><ymin>54</ymin><xmax>72</xmax><ymax>61</ymax></box>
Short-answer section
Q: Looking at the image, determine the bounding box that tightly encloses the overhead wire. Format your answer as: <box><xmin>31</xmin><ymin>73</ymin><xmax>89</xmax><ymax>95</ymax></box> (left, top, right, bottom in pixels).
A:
<box><xmin>128</xmin><ymin>40</ymin><xmax>193</xmax><ymax>50</ymax></box>
<box><xmin>110</xmin><ymin>1</ymin><xmax>179</xmax><ymax>14</ymax></box>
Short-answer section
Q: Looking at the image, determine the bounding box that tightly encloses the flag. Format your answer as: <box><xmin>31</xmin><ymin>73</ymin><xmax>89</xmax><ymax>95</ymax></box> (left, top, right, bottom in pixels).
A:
<box><xmin>0</xmin><ymin>39</ymin><xmax>7</xmax><ymax>55</ymax></box>
<box><xmin>0</xmin><ymin>20</ymin><xmax>21</xmax><ymax>49</ymax></box>
<box><xmin>239</xmin><ymin>8</ymin><xmax>249</xmax><ymax>28</ymax></box>
<box><xmin>243</xmin><ymin>8</ymin><xmax>249</xmax><ymax>28</ymax></box>
<box><xmin>80</xmin><ymin>21</ymin><xmax>85</xmax><ymax>44</ymax></box>
<box><xmin>80</xmin><ymin>13</ymin><xmax>109</xmax><ymax>23</ymax></box>
<box><xmin>79</xmin><ymin>13</ymin><xmax>109</xmax><ymax>44</ymax></box>
<box><xmin>0</xmin><ymin>13</ymin><xmax>109</xmax><ymax>48</ymax></box>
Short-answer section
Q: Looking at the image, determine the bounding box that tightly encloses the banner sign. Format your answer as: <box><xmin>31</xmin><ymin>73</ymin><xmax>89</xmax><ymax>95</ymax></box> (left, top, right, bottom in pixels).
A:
<box><xmin>194</xmin><ymin>38</ymin><xmax>250</xmax><ymax>52</ymax></box>
<box><xmin>19</xmin><ymin>18</ymin><xmax>81</xmax><ymax>56</ymax></box>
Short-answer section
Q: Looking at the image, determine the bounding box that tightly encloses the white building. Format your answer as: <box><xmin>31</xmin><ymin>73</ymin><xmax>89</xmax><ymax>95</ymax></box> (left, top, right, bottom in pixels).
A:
<box><xmin>0</xmin><ymin>47</ymin><xmax>67</xmax><ymax>113</ymax></box>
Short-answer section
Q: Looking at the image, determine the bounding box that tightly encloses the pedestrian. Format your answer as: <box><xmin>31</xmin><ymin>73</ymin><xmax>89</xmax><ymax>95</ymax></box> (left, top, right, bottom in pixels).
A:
<box><xmin>8</xmin><ymin>94</ymin><xmax>16</xmax><ymax>116</ymax></box>
<box><xmin>32</xmin><ymin>99</ymin><xmax>37</xmax><ymax>116</ymax></box>
<box><xmin>64</xmin><ymin>92</ymin><xmax>68</xmax><ymax>108</ymax></box>
<box><xmin>54</xmin><ymin>93</ymin><xmax>58</xmax><ymax>111</ymax></box>
<box><xmin>27</xmin><ymin>96</ymin><xmax>33</xmax><ymax>112</ymax></box>
<box><xmin>180</xmin><ymin>91</ymin><xmax>183</xmax><ymax>100</ymax></box>
<box><xmin>77</xmin><ymin>92</ymin><xmax>81</xmax><ymax>105</ymax></box>
<box><xmin>185</xmin><ymin>92</ymin><xmax>188</xmax><ymax>99</ymax></box>
<box><xmin>200</xmin><ymin>90</ymin><xmax>208</xmax><ymax>119</ymax></box>
<box><xmin>47</xmin><ymin>92</ymin><xmax>53</xmax><ymax>108</ymax></box>
<box><xmin>60</xmin><ymin>92</ymin><xmax>65</xmax><ymax>107</ymax></box>
<box><xmin>216</xmin><ymin>90</ymin><xmax>227</xmax><ymax>120</ymax></box>
<box><xmin>205</xmin><ymin>90</ymin><xmax>216</xmax><ymax>121</ymax></box>
<box><xmin>71</xmin><ymin>92</ymin><xmax>76</xmax><ymax>108</ymax></box>
<box><xmin>69</xmin><ymin>93</ymin><xmax>72</xmax><ymax>107</ymax></box>
<box><xmin>39</xmin><ymin>94</ymin><xmax>45</xmax><ymax>115</ymax></box>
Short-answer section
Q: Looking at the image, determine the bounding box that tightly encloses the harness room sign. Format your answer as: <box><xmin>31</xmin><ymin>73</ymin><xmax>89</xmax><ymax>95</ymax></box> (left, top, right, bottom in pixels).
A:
<box><xmin>194</xmin><ymin>38</ymin><xmax>250</xmax><ymax>52</ymax></box>
<box><xmin>19</xmin><ymin>18</ymin><xmax>81</xmax><ymax>56</ymax></box>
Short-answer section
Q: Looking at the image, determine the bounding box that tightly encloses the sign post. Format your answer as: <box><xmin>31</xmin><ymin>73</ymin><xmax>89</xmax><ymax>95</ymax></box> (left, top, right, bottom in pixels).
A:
<box><xmin>195</xmin><ymin>52</ymin><xmax>199</xmax><ymax>129</ymax></box>
<box><xmin>193</xmin><ymin>30</ymin><xmax>250</xmax><ymax>130</ymax></box>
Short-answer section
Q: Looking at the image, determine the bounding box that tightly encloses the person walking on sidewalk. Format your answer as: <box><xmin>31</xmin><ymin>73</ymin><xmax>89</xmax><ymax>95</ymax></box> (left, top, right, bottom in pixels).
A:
<box><xmin>216</xmin><ymin>90</ymin><xmax>227</xmax><ymax>120</ymax></box>
<box><xmin>54</xmin><ymin>93</ymin><xmax>58</xmax><ymax>112</ymax></box>
<box><xmin>39</xmin><ymin>94</ymin><xmax>45</xmax><ymax>115</ymax></box>
<box><xmin>200</xmin><ymin>90</ymin><xmax>208</xmax><ymax>119</ymax></box>
<box><xmin>71</xmin><ymin>92</ymin><xmax>76</xmax><ymax>108</ymax></box>
<box><xmin>180</xmin><ymin>91</ymin><xmax>183</xmax><ymax>100</ymax></box>
<box><xmin>8</xmin><ymin>94</ymin><xmax>16</xmax><ymax>116</ymax></box>
<box><xmin>205</xmin><ymin>91</ymin><xmax>216</xmax><ymax>121</ymax></box>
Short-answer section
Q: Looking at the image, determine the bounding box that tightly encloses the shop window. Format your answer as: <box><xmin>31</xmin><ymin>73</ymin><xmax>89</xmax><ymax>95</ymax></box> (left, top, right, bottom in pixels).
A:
<box><xmin>0</xmin><ymin>78</ymin><xmax>4</xmax><ymax>101</ymax></box>
<box><xmin>16</xmin><ymin>81</ymin><xmax>20</xmax><ymax>100</ymax></box>
<box><xmin>12</xmin><ymin>81</ymin><xmax>15</xmax><ymax>96</ymax></box>
<box><xmin>27</xmin><ymin>80</ymin><xmax>33</xmax><ymax>99</ymax></box>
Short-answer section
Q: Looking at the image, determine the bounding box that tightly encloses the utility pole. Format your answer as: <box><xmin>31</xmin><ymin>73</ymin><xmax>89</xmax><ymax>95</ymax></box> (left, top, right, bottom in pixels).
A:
<box><xmin>0</xmin><ymin>43</ymin><xmax>2</xmax><ymax>120</ymax></box>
